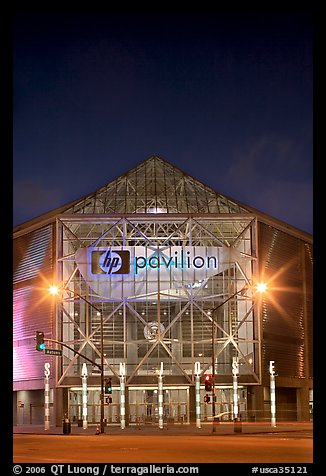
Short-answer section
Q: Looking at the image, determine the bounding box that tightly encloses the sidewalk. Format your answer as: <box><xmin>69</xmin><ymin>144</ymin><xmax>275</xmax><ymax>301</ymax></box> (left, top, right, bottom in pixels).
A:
<box><xmin>13</xmin><ymin>421</ymin><xmax>313</xmax><ymax>436</ymax></box>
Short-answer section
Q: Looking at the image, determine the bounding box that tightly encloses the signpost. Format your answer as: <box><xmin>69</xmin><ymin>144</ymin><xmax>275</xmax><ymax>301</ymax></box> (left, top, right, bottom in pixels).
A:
<box><xmin>45</xmin><ymin>348</ymin><xmax>62</xmax><ymax>356</ymax></box>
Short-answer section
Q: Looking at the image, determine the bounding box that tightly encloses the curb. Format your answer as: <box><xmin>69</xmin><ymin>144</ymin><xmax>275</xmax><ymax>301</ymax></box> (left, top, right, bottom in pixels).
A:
<box><xmin>14</xmin><ymin>423</ymin><xmax>313</xmax><ymax>437</ymax></box>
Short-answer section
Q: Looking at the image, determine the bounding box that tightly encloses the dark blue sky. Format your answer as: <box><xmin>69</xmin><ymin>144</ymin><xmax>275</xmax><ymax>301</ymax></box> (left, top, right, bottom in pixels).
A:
<box><xmin>13</xmin><ymin>10</ymin><xmax>313</xmax><ymax>233</ymax></box>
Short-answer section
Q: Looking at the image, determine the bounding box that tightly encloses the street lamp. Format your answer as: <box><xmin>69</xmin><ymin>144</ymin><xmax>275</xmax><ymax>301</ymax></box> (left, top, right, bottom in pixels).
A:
<box><xmin>210</xmin><ymin>282</ymin><xmax>267</xmax><ymax>432</ymax></box>
<box><xmin>49</xmin><ymin>285</ymin><xmax>106</xmax><ymax>434</ymax></box>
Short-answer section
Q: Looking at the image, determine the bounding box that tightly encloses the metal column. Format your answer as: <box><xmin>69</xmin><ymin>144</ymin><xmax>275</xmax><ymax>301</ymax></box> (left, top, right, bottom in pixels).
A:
<box><xmin>195</xmin><ymin>362</ymin><xmax>201</xmax><ymax>429</ymax></box>
<box><xmin>81</xmin><ymin>363</ymin><xmax>88</xmax><ymax>430</ymax></box>
<box><xmin>158</xmin><ymin>362</ymin><xmax>164</xmax><ymax>429</ymax></box>
<box><xmin>120</xmin><ymin>362</ymin><xmax>126</xmax><ymax>430</ymax></box>
<box><xmin>44</xmin><ymin>362</ymin><xmax>51</xmax><ymax>431</ymax></box>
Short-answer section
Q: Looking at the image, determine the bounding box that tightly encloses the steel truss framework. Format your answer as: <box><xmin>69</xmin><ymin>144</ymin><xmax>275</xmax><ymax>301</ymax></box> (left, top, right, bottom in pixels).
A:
<box><xmin>64</xmin><ymin>155</ymin><xmax>249</xmax><ymax>216</ymax></box>
<box><xmin>51</xmin><ymin>156</ymin><xmax>262</xmax><ymax>388</ymax></box>
<box><xmin>55</xmin><ymin>214</ymin><xmax>261</xmax><ymax>387</ymax></box>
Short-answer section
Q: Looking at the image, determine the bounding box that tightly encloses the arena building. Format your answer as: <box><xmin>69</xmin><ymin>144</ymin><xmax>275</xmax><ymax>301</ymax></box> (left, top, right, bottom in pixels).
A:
<box><xmin>13</xmin><ymin>155</ymin><xmax>313</xmax><ymax>427</ymax></box>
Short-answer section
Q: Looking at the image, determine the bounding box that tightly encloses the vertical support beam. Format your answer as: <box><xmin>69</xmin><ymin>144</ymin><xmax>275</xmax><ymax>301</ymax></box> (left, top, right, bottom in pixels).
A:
<box><xmin>54</xmin><ymin>219</ymin><xmax>60</xmax><ymax>427</ymax></box>
<box><xmin>188</xmin><ymin>385</ymin><xmax>196</xmax><ymax>423</ymax></box>
<box><xmin>120</xmin><ymin>362</ymin><xmax>126</xmax><ymax>430</ymax></box>
<box><xmin>251</xmin><ymin>385</ymin><xmax>264</xmax><ymax>421</ymax></box>
<box><xmin>297</xmin><ymin>386</ymin><xmax>310</xmax><ymax>422</ymax></box>
<box><xmin>269</xmin><ymin>360</ymin><xmax>276</xmax><ymax>427</ymax></box>
<box><xmin>157</xmin><ymin>246</ymin><xmax>161</xmax><ymax>341</ymax></box>
<box><xmin>232</xmin><ymin>357</ymin><xmax>239</xmax><ymax>419</ymax></box>
<box><xmin>195</xmin><ymin>362</ymin><xmax>201</xmax><ymax>429</ymax></box>
<box><xmin>158</xmin><ymin>362</ymin><xmax>164</xmax><ymax>429</ymax></box>
<box><xmin>82</xmin><ymin>363</ymin><xmax>88</xmax><ymax>430</ymax></box>
<box><xmin>13</xmin><ymin>391</ymin><xmax>17</xmax><ymax>426</ymax></box>
<box><xmin>44</xmin><ymin>362</ymin><xmax>51</xmax><ymax>430</ymax></box>
<box><xmin>100</xmin><ymin>309</ymin><xmax>105</xmax><ymax>434</ymax></box>
<box><xmin>211</xmin><ymin>310</ymin><xmax>216</xmax><ymax>432</ymax></box>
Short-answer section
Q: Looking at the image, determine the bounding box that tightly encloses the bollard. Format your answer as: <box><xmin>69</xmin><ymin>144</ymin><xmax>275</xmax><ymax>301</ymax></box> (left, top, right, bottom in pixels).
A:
<box><xmin>62</xmin><ymin>415</ymin><xmax>71</xmax><ymax>434</ymax></box>
<box><xmin>234</xmin><ymin>416</ymin><xmax>242</xmax><ymax>433</ymax></box>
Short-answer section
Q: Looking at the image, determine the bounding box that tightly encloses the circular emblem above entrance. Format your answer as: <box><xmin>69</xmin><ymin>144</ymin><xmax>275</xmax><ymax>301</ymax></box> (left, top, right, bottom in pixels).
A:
<box><xmin>144</xmin><ymin>321</ymin><xmax>165</xmax><ymax>340</ymax></box>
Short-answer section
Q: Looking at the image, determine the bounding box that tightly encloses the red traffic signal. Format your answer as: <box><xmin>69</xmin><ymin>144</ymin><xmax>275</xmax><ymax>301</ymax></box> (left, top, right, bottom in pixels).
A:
<box><xmin>106</xmin><ymin>396</ymin><xmax>112</xmax><ymax>404</ymax></box>
<box><xmin>204</xmin><ymin>374</ymin><xmax>213</xmax><ymax>392</ymax></box>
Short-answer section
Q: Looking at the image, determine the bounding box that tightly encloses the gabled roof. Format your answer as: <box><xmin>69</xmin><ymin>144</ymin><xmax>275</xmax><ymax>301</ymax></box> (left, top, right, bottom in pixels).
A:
<box><xmin>13</xmin><ymin>155</ymin><xmax>312</xmax><ymax>242</ymax></box>
<box><xmin>64</xmin><ymin>155</ymin><xmax>248</xmax><ymax>216</ymax></box>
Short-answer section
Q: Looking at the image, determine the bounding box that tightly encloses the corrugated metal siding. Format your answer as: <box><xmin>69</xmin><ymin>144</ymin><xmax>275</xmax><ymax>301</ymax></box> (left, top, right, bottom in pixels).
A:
<box><xmin>304</xmin><ymin>243</ymin><xmax>313</xmax><ymax>378</ymax></box>
<box><xmin>13</xmin><ymin>225</ymin><xmax>53</xmax><ymax>284</ymax></box>
<box><xmin>13</xmin><ymin>225</ymin><xmax>55</xmax><ymax>384</ymax></box>
<box><xmin>259</xmin><ymin>223</ymin><xmax>311</xmax><ymax>379</ymax></box>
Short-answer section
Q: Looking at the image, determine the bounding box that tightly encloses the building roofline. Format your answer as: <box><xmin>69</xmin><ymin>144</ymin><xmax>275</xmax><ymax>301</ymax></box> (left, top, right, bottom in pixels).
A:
<box><xmin>13</xmin><ymin>154</ymin><xmax>312</xmax><ymax>243</ymax></box>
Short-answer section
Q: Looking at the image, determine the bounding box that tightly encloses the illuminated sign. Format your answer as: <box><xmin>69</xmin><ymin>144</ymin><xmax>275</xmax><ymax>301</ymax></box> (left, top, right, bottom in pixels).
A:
<box><xmin>91</xmin><ymin>249</ymin><xmax>130</xmax><ymax>275</ymax></box>
<box><xmin>269</xmin><ymin>360</ymin><xmax>275</xmax><ymax>376</ymax></box>
<box><xmin>232</xmin><ymin>357</ymin><xmax>239</xmax><ymax>376</ymax></box>
<box><xmin>76</xmin><ymin>245</ymin><xmax>242</xmax><ymax>300</ymax></box>
<box><xmin>91</xmin><ymin>247</ymin><xmax>219</xmax><ymax>276</ymax></box>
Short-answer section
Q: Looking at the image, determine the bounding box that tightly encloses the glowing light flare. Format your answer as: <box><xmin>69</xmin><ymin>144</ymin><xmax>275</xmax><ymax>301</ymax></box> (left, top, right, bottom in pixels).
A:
<box><xmin>49</xmin><ymin>285</ymin><xmax>60</xmax><ymax>295</ymax></box>
<box><xmin>255</xmin><ymin>282</ymin><xmax>267</xmax><ymax>293</ymax></box>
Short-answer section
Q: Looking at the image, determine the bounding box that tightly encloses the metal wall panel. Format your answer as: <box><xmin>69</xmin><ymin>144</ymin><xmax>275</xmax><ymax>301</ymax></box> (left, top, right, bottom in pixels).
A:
<box><xmin>259</xmin><ymin>223</ymin><xmax>312</xmax><ymax>379</ymax></box>
<box><xmin>13</xmin><ymin>225</ymin><xmax>53</xmax><ymax>284</ymax></box>
<box><xmin>13</xmin><ymin>225</ymin><xmax>55</xmax><ymax>385</ymax></box>
<box><xmin>304</xmin><ymin>243</ymin><xmax>313</xmax><ymax>378</ymax></box>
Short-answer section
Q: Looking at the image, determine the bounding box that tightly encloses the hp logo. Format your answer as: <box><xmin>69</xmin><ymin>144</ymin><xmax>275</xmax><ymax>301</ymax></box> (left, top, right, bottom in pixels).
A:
<box><xmin>91</xmin><ymin>249</ymin><xmax>130</xmax><ymax>275</ymax></box>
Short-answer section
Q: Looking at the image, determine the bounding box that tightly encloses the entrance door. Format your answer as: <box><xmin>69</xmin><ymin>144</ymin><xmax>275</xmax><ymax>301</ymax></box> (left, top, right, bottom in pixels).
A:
<box><xmin>68</xmin><ymin>388</ymin><xmax>119</xmax><ymax>425</ymax></box>
<box><xmin>68</xmin><ymin>386</ymin><xmax>189</xmax><ymax>425</ymax></box>
<box><xmin>128</xmin><ymin>387</ymin><xmax>189</xmax><ymax>425</ymax></box>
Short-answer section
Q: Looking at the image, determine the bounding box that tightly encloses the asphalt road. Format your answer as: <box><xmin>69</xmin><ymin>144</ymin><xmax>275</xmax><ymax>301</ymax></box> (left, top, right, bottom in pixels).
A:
<box><xmin>13</xmin><ymin>433</ymin><xmax>313</xmax><ymax>464</ymax></box>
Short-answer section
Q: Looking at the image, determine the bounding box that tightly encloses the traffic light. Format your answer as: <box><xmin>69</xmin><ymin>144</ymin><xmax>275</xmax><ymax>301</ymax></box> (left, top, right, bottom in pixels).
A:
<box><xmin>204</xmin><ymin>374</ymin><xmax>212</xmax><ymax>392</ymax></box>
<box><xmin>204</xmin><ymin>394</ymin><xmax>210</xmax><ymax>403</ymax></box>
<box><xmin>105</xmin><ymin>378</ymin><xmax>112</xmax><ymax>394</ymax></box>
<box><xmin>106</xmin><ymin>396</ymin><xmax>112</xmax><ymax>404</ymax></box>
<box><xmin>35</xmin><ymin>331</ymin><xmax>45</xmax><ymax>351</ymax></box>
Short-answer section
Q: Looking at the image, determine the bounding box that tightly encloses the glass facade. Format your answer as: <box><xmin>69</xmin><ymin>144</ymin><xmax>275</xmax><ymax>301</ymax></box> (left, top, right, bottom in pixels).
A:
<box><xmin>56</xmin><ymin>215</ymin><xmax>260</xmax><ymax>387</ymax></box>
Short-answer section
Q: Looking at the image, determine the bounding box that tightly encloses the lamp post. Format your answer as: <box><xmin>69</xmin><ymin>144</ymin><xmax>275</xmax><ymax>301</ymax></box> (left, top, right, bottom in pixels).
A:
<box><xmin>49</xmin><ymin>285</ymin><xmax>105</xmax><ymax>434</ymax></box>
<box><xmin>210</xmin><ymin>282</ymin><xmax>267</xmax><ymax>432</ymax></box>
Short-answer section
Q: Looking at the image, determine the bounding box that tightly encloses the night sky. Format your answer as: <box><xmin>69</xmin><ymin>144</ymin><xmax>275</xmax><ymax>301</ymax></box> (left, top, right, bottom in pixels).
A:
<box><xmin>13</xmin><ymin>10</ymin><xmax>313</xmax><ymax>233</ymax></box>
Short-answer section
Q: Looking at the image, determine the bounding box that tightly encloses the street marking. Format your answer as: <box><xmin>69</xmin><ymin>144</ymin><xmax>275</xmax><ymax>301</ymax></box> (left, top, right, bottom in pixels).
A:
<box><xmin>119</xmin><ymin>448</ymin><xmax>140</xmax><ymax>450</ymax></box>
